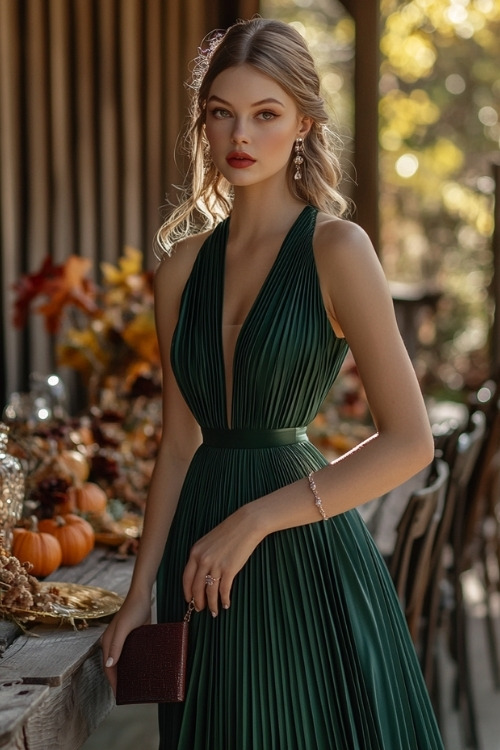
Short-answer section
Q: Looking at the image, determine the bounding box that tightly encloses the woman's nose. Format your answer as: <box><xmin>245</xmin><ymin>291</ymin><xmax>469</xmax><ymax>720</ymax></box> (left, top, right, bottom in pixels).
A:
<box><xmin>231</xmin><ymin>118</ymin><xmax>249</xmax><ymax>144</ymax></box>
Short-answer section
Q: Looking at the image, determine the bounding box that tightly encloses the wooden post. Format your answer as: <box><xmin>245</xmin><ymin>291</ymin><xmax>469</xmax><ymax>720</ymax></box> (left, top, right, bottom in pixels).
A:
<box><xmin>336</xmin><ymin>0</ymin><xmax>380</xmax><ymax>255</ymax></box>
<box><xmin>492</xmin><ymin>161</ymin><xmax>500</xmax><ymax>376</ymax></box>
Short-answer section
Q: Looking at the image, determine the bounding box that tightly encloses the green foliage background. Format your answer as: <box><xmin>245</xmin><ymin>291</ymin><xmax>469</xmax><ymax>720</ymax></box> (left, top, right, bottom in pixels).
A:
<box><xmin>262</xmin><ymin>0</ymin><xmax>500</xmax><ymax>396</ymax></box>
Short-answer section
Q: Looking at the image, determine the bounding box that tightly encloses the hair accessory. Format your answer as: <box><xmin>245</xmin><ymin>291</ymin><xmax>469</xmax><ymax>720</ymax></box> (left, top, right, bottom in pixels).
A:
<box><xmin>190</xmin><ymin>30</ymin><xmax>226</xmax><ymax>91</ymax></box>
<box><xmin>205</xmin><ymin>574</ymin><xmax>221</xmax><ymax>586</ymax></box>
<box><xmin>307</xmin><ymin>472</ymin><xmax>328</xmax><ymax>520</ymax></box>
<box><xmin>293</xmin><ymin>138</ymin><xmax>305</xmax><ymax>180</ymax></box>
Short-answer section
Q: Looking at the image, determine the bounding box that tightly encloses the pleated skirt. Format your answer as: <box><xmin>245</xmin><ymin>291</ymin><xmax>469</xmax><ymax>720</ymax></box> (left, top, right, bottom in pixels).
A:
<box><xmin>156</xmin><ymin>440</ymin><xmax>444</xmax><ymax>749</ymax></box>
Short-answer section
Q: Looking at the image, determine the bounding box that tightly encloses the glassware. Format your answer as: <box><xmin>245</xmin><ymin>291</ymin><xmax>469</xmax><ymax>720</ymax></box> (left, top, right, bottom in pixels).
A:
<box><xmin>29</xmin><ymin>372</ymin><xmax>68</xmax><ymax>421</ymax></box>
<box><xmin>0</xmin><ymin>423</ymin><xmax>25</xmax><ymax>551</ymax></box>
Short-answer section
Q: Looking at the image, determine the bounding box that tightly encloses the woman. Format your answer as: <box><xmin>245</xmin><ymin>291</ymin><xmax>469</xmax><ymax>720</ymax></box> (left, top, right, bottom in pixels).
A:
<box><xmin>102</xmin><ymin>18</ymin><xmax>444</xmax><ymax>749</ymax></box>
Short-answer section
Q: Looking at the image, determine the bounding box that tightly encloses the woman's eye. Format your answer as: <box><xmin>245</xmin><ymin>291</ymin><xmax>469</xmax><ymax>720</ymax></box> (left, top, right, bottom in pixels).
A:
<box><xmin>211</xmin><ymin>108</ymin><xmax>231</xmax><ymax>119</ymax></box>
<box><xmin>258</xmin><ymin>111</ymin><xmax>277</xmax><ymax>120</ymax></box>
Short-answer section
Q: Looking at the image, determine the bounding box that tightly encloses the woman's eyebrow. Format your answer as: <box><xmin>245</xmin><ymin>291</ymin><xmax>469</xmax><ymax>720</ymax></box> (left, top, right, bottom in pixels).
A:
<box><xmin>207</xmin><ymin>95</ymin><xmax>285</xmax><ymax>107</ymax></box>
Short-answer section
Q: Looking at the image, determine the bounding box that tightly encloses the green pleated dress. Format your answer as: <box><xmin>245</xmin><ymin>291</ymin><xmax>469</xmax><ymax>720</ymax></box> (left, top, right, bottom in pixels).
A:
<box><xmin>156</xmin><ymin>205</ymin><xmax>444</xmax><ymax>749</ymax></box>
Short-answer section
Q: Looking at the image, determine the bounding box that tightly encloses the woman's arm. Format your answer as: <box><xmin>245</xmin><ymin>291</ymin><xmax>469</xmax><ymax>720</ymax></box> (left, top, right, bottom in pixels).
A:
<box><xmin>183</xmin><ymin>218</ymin><xmax>434</xmax><ymax>615</ymax></box>
<box><xmin>100</xmin><ymin>241</ymin><xmax>203</xmax><ymax>689</ymax></box>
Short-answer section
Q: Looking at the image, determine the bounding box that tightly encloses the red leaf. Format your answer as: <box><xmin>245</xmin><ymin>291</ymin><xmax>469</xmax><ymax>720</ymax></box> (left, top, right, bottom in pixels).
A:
<box><xmin>12</xmin><ymin>257</ymin><xmax>63</xmax><ymax>329</ymax></box>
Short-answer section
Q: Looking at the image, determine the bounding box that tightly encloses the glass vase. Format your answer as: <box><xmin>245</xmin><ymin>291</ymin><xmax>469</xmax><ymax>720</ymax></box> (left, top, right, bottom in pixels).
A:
<box><xmin>0</xmin><ymin>423</ymin><xmax>25</xmax><ymax>551</ymax></box>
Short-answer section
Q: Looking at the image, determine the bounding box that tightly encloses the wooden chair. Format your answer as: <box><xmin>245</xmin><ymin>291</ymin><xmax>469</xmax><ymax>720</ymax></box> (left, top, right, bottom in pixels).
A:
<box><xmin>461</xmin><ymin>378</ymin><xmax>500</xmax><ymax>571</ymax></box>
<box><xmin>479</xmin><ymin>430</ymin><xmax>500</xmax><ymax>689</ymax></box>
<box><xmin>449</xmin><ymin>383</ymin><xmax>500</xmax><ymax>750</ymax></box>
<box><xmin>421</xmin><ymin>410</ymin><xmax>486</xmax><ymax>734</ymax></box>
<box><xmin>437</xmin><ymin>377</ymin><xmax>500</xmax><ymax>750</ymax></box>
<box><xmin>389</xmin><ymin>457</ymin><xmax>449</xmax><ymax>644</ymax></box>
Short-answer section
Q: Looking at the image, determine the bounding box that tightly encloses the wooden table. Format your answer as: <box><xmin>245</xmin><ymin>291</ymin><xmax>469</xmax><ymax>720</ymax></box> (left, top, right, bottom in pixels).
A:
<box><xmin>0</xmin><ymin>547</ymin><xmax>134</xmax><ymax>750</ymax></box>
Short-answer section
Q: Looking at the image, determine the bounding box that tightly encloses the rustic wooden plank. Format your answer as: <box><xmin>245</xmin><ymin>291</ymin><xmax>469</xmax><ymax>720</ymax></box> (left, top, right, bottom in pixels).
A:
<box><xmin>0</xmin><ymin>622</ymin><xmax>21</xmax><ymax>657</ymax></box>
<box><xmin>22</xmin><ymin>648</ymin><xmax>114</xmax><ymax>750</ymax></box>
<box><xmin>0</xmin><ymin>683</ymin><xmax>49</xmax><ymax>749</ymax></box>
<box><xmin>0</xmin><ymin>622</ymin><xmax>107</xmax><ymax>686</ymax></box>
<box><xmin>45</xmin><ymin>547</ymin><xmax>135</xmax><ymax>597</ymax></box>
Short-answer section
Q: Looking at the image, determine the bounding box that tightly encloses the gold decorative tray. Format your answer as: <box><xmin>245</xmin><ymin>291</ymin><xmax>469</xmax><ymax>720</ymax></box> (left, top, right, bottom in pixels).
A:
<box><xmin>5</xmin><ymin>582</ymin><xmax>124</xmax><ymax>625</ymax></box>
<box><xmin>92</xmin><ymin>513</ymin><xmax>143</xmax><ymax>547</ymax></box>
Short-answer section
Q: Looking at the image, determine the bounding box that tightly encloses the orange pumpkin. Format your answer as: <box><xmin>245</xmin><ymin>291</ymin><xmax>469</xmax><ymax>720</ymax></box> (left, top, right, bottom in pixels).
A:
<box><xmin>66</xmin><ymin>482</ymin><xmax>108</xmax><ymax>515</ymax></box>
<box><xmin>38</xmin><ymin>514</ymin><xmax>95</xmax><ymax>566</ymax></box>
<box><xmin>12</xmin><ymin>518</ymin><xmax>62</xmax><ymax>578</ymax></box>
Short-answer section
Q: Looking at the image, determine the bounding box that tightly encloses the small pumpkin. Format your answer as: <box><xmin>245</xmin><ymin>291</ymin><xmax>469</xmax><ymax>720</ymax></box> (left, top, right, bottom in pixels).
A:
<box><xmin>59</xmin><ymin>449</ymin><xmax>90</xmax><ymax>482</ymax></box>
<box><xmin>12</xmin><ymin>518</ymin><xmax>62</xmax><ymax>578</ymax></box>
<box><xmin>66</xmin><ymin>482</ymin><xmax>108</xmax><ymax>515</ymax></box>
<box><xmin>38</xmin><ymin>514</ymin><xmax>95</xmax><ymax>566</ymax></box>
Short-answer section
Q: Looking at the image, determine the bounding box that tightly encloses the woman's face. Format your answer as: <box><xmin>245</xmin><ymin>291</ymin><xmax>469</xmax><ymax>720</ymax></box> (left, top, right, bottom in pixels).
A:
<box><xmin>204</xmin><ymin>64</ymin><xmax>310</xmax><ymax>188</ymax></box>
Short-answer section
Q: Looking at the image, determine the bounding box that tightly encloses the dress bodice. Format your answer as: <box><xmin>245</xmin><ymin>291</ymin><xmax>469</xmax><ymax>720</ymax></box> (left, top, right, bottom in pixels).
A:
<box><xmin>170</xmin><ymin>205</ymin><xmax>349</xmax><ymax>431</ymax></box>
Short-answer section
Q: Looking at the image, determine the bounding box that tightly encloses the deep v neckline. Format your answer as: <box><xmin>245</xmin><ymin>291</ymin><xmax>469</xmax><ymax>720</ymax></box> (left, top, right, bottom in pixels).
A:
<box><xmin>220</xmin><ymin>206</ymin><xmax>311</xmax><ymax>428</ymax></box>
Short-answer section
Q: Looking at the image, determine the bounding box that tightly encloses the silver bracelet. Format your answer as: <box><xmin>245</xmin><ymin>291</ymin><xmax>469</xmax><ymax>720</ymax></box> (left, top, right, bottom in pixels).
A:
<box><xmin>307</xmin><ymin>472</ymin><xmax>328</xmax><ymax>521</ymax></box>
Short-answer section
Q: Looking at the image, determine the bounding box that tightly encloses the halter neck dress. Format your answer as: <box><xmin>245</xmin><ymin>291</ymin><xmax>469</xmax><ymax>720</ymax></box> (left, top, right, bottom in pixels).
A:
<box><xmin>156</xmin><ymin>205</ymin><xmax>444</xmax><ymax>749</ymax></box>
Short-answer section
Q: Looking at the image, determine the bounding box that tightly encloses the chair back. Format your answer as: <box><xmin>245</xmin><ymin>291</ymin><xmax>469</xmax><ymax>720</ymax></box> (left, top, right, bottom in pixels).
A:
<box><xmin>418</xmin><ymin>410</ymin><xmax>487</xmax><ymax>692</ymax></box>
<box><xmin>390</xmin><ymin>457</ymin><xmax>449</xmax><ymax>641</ymax></box>
<box><xmin>462</xmin><ymin>394</ymin><xmax>500</xmax><ymax>561</ymax></box>
<box><xmin>433</xmin><ymin>409</ymin><xmax>487</xmax><ymax>575</ymax></box>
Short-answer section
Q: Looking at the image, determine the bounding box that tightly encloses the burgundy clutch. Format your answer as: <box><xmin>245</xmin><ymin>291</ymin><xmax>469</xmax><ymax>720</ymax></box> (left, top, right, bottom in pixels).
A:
<box><xmin>115</xmin><ymin>601</ymin><xmax>194</xmax><ymax>705</ymax></box>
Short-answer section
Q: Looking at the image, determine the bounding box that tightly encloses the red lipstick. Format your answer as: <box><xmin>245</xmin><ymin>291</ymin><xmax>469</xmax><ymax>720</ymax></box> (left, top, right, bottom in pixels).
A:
<box><xmin>226</xmin><ymin>151</ymin><xmax>256</xmax><ymax>169</ymax></box>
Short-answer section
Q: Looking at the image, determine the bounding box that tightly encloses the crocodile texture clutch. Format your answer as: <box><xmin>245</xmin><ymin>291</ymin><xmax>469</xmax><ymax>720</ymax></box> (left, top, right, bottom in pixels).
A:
<box><xmin>116</xmin><ymin>602</ymin><xmax>194</xmax><ymax>704</ymax></box>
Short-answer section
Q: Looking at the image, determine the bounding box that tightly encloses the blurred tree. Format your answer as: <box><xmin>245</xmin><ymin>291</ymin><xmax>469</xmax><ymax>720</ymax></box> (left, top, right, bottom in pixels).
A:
<box><xmin>260</xmin><ymin>0</ymin><xmax>356</xmax><ymax>182</ymax></box>
<box><xmin>378</xmin><ymin>0</ymin><xmax>499</xmax><ymax>393</ymax></box>
<box><xmin>262</xmin><ymin>0</ymin><xmax>500</xmax><ymax>395</ymax></box>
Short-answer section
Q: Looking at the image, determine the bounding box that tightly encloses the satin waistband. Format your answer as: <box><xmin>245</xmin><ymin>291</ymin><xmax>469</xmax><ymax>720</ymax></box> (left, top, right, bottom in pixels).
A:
<box><xmin>201</xmin><ymin>427</ymin><xmax>309</xmax><ymax>449</ymax></box>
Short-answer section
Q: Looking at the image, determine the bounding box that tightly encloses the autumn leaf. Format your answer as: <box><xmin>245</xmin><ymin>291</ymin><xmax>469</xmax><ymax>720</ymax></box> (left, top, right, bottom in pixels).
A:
<box><xmin>121</xmin><ymin>311</ymin><xmax>160</xmax><ymax>365</ymax></box>
<box><xmin>37</xmin><ymin>256</ymin><xmax>97</xmax><ymax>333</ymax></box>
<box><xmin>12</xmin><ymin>247</ymin><xmax>161</xmax><ymax>389</ymax></box>
<box><xmin>57</xmin><ymin>327</ymin><xmax>109</xmax><ymax>380</ymax></box>
<box><xmin>12</xmin><ymin>256</ymin><xmax>63</xmax><ymax>329</ymax></box>
<box><xmin>101</xmin><ymin>247</ymin><xmax>143</xmax><ymax>288</ymax></box>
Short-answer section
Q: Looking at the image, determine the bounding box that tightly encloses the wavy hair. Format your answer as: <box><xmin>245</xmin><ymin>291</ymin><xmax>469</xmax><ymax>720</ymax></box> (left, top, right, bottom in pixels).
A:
<box><xmin>156</xmin><ymin>18</ymin><xmax>350</xmax><ymax>257</ymax></box>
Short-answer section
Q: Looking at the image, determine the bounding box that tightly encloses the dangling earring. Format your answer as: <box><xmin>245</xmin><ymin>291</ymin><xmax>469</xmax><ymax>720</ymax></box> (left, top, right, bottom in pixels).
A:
<box><xmin>293</xmin><ymin>138</ymin><xmax>304</xmax><ymax>181</ymax></box>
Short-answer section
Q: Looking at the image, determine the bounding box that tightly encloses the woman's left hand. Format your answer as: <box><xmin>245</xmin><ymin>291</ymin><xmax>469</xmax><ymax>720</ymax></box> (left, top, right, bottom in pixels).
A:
<box><xmin>183</xmin><ymin>505</ymin><xmax>262</xmax><ymax>616</ymax></box>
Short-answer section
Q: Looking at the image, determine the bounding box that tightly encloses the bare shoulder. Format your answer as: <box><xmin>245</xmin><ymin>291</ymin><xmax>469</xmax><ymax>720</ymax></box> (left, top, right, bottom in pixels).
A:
<box><xmin>313</xmin><ymin>212</ymin><xmax>388</xmax><ymax>289</ymax></box>
<box><xmin>155</xmin><ymin>231</ymin><xmax>211</xmax><ymax>280</ymax></box>
<box><xmin>154</xmin><ymin>230</ymin><xmax>212</xmax><ymax>291</ymax></box>
<box><xmin>314</xmin><ymin>213</ymin><xmax>378</xmax><ymax>263</ymax></box>
<box><xmin>312</xmin><ymin>213</ymin><xmax>393</xmax><ymax>338</ymax></box>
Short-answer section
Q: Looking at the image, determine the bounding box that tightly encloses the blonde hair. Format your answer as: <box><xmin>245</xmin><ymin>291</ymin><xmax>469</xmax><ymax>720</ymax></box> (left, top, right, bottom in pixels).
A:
<box><xmin>156</xmin><ymin>17</ymin><xmax>349</xmax><ymax>257</ymax></box>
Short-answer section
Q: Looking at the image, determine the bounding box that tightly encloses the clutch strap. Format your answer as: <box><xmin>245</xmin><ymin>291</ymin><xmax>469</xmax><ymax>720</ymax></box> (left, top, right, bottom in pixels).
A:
<box><xmin>184</xmin><ymin>599</ymin><xmax>195</xmax><ymax>623</ymax></box>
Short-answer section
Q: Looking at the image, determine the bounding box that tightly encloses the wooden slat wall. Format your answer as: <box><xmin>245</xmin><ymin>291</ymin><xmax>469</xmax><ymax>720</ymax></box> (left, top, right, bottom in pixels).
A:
<box><xmin>0</xmin><ymin>0</ymin><xmax>258</xmax><ymax>408</ymax></box>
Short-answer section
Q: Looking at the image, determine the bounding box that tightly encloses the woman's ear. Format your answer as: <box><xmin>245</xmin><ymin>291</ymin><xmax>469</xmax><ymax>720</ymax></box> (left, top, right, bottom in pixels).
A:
<box><xmin>298</xmin><ymin>116</ymin><xmax>313</xmax><ymax>139</ymax></box>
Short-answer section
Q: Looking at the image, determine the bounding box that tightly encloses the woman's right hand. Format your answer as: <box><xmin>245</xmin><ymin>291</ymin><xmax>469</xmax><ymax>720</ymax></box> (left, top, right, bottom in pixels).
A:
<box><xmin>100</xmin><ymin>589</ymin><xmax>153</xmax><ymax>695</ymax></box>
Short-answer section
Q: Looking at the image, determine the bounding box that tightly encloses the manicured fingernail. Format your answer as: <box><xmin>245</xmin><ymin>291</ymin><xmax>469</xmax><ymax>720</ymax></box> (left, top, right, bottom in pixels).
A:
<box><xmin>211</xmin><ymin>610</ymin><xmax>217</xmax><ymax>618</ymax></box>
<box><xmin>105</xmin><ymin>657</ymin><xmax>114</xmax><ymax>668</ymax></box>
<box><xmin>222</xmin><ymin>604</ymin><xmax>229</xmax><ymax>610</ymax></box>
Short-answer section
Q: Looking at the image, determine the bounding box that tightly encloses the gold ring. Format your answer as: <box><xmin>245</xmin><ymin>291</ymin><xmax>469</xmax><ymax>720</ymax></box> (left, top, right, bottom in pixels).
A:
<box><xmin>205</xmin><ymin>575</ymin><xmax>221</xmax><ymax>586</ymax></box>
